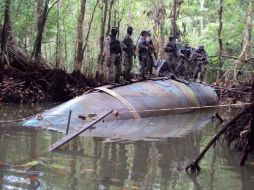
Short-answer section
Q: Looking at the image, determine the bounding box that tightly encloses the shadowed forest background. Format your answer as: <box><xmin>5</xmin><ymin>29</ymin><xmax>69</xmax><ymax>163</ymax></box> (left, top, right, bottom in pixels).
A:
<box><xmin>0</xmin><ymin>0</ymin><xmax>253</xmax><ymax>102</ymax></box>
<box><xmin>1</xmin><ymin>0</ymin><xmax>253</xmax><ymax>75</ymax></box>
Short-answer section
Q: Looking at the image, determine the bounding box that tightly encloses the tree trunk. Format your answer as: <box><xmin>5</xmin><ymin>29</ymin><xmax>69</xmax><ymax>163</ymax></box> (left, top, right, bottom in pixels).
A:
<box><xmin>55</xmin><ymin>0</ymin><xmax>62</xmax><ymax>68</ymax></box>
<box><xmin>113</xmin><ymin>10</ymin><xmax>117</xmax><ymax>26</ymax></box>
<box><xmin>1</xmin><ymin>0</ymin><xmax>12</xmax><ymax>52</ymax></box>
<box><xmin>239</xmin><ymin>1</ymin><xmax>253</xmax><ymax>60</ymax></box>
<box><xmin>106</xmin><ymin>0</ymin><xmax>115</xmax><ymax>36</ymax></box>
<box><xmin>234</xmin><ymin>0</ymin><xmax>253</xmax><ymax>79</ymax></box>
<box><xmin>117</xmin><ymin>11</ymin><xmax>120</xmax><ymax>38</ymax></box>
<box><xmin>97</xmin><ymin>0</ymin><xmax>108</xmax><ymax>75</ymax></box>
<box><xmin>217</xmin><ymin>0</ymin><xmax>223</xmax><ymax>83</ymax></box>
<box><xmin>0</xmin><ymin>0</ymin><xmax>11</xmax><ymax>83</ymax></box>
<box><xmin>171</xmin><ymin>0</ymin><xmax>178</xmax><ymax>39</ymax></box>
<box><xmin>37</xmin><ymin>0</ymin><xmax>43</xmax><ymax>36</ymax></box>
<box><xmin>75</xmin><ymin>0</ymin><xmax>87</xmax><ymax>72</ymax></box>
<box><xmin>32</xmin><ymin>0</ymin><xmax>49</xmax><ymax>62</ymax></box>
<box><xmin>63</xmin><ymin>16</ymin><xmax>68</xmax><ymax>69</ymax></box>
<box><xmin>159</xmin><ymin>0</ymin><xmax>166</xmax><ymax>58</ymax></box>
<box><xmin>32</xmin><ymin>0</ymin><xmax>59</xmax><ymax>64</ymax></box>
<box><xmin>82</xmin><ymin>0</ymin><xmax>99</xmax><ymax>57</ymax></box>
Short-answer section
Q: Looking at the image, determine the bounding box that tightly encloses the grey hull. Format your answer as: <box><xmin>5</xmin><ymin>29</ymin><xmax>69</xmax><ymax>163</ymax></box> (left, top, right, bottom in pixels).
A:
<box><xmin>23</xmin><ymin>79</ymin><xmax>218</xmax><ymax>131</ymax></box>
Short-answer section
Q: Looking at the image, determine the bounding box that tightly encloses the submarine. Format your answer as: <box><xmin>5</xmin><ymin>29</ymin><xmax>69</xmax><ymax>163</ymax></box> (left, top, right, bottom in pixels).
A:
<box><xmin>23</xmin><ymin>78</ymin><xmax>218</xmax><ymax>131</ymax></box>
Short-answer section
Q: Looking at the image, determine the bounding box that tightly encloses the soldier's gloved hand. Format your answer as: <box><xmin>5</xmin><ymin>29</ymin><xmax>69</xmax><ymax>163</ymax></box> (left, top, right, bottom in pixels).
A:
<box><xmin>134</xmin><ymin>54</ymin><xmax>136</xmax><ymax>59</ymax></box>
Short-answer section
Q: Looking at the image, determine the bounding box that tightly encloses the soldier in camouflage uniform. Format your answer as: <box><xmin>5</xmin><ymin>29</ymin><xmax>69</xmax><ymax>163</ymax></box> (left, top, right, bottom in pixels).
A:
<box><xmin>175</xmin><ymin>43</ymin><xmax>192</xmax><ymax>78</ymax></box>
<box><xmin>103</xmin><ymin>26</ymin><xmax>122</xmax><ymax>84</ymax></box>
<box><xmin>192</xmin><ymin>45</ymin><xmax>208</xmax><ymax>82</ymax></box>
<box><xmin>164</xmin><ymin>36</ymin><xmax>178</xmax><ymax>73</ymax></box>
<box><xmin>137</xmin><ymin>31</ymin><xmax>149</xmax><ymax>80</ymax></box>
<box><xmin>121</xmin><ymin>26</ymin><xmax>135</xmax><ymax>81</ymax></box>
<box><xmin>146</xmin><ymin>31</ymin><xmax>157</xmax><ymax>76</ymax></box>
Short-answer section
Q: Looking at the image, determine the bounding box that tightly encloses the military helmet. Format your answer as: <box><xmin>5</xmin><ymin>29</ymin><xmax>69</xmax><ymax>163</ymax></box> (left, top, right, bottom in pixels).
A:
<box><xmin>140</xmin><ymin>30</ymin><xmax>147</xmax><ymax>36</ymax></box>
<box><xmin>198</xmin><ymin>45</ymin><xmax>204</xmax><ymax>50</ymax></box>
<box><xmin>183</xmin><ymin>42</ymin><xmax>189</xmax><ymax>47</ymax></box>
<box><xmin>169</xmin><ymin>36</ymin><xmax>174</xmax><ymax>41</ymax></box>
<box><xmin>127</xmin><ymin>25</ymin><xmax>133</xmax><ymax>31</ymax></box>
<box><xmin>111</xmin><ymin>26</ymin><xmax>119</xmax><ymax>32</ymax></box>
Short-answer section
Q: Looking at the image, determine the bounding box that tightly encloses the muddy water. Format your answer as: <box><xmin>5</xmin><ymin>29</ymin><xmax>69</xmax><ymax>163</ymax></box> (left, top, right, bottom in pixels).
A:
<box><xmin>0</xmin><ymin>104</ymin><xmax>254</xmax><ymax>190</ymax></box>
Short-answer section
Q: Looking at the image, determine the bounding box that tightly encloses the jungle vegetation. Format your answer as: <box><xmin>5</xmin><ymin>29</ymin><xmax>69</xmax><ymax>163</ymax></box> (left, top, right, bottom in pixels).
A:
<box><xmin>0</xmin><ymin>0</ymin><xmax>253</xmax><ymax>82</ymax></box>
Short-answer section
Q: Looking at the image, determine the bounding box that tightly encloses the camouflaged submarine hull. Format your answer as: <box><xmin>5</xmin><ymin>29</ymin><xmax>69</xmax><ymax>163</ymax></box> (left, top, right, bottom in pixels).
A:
<box><xmin>23</xmin><ymin>79</ymin><xmax>218</xmax><ymax>129</ymax></box>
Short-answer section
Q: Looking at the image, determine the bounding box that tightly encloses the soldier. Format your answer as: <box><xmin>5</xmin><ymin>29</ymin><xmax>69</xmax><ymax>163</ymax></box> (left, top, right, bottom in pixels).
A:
<box><xmin>164</xmin><ymin>36</ymin><xmax>178</xmax><ymax>73</ymax></box>
<box><xmin>146</xmin><ymin>31</ymin><xmax>157</xmax><ymax>77</ymax></box>
<box><xmin>193</xmin><ymin>45</ymin><xmax>208</xmax><ymax>82</ymax></box>
<box><xmin>103</xmin><ymin>26</ymin><xmax>122</xmax><ymax>84</ymax></box>
<box><xmin>175</xmin><ymin>42</ymin><xmax>192</xmax><ymax>78</ymax></box>
<box><xmin>137</xmin><ymin>31</ymin><xmax>149</xmax><ymax>80</ymax></box>
<box><xmin>121</xmin><ymin>26</ymin><xmax>135</xmax><ymax>81</ymax></box>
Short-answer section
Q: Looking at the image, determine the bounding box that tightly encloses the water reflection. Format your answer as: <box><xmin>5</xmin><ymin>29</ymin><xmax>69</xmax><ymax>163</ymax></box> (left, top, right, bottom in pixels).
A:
<box><xmin>1</xmin><ymin>104</ymin><xmax>254</xmax><ymax>190</ymax></box>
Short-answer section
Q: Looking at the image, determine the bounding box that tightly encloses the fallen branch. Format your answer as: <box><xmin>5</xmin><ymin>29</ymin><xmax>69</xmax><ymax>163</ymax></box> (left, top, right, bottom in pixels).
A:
<box><xmin>221</xmin><ymin>54</ymin><xmax>254</xmax><ymax>63</ymax></box>
<box><xmin>240</xmin><ymin>115</ymin><xmax>254</xmax><ymax>166</ymax></box>
<box><xmin>186</xmin><ymin>103</ymin><xmax>254</xmax><ymax>174</ymax></box>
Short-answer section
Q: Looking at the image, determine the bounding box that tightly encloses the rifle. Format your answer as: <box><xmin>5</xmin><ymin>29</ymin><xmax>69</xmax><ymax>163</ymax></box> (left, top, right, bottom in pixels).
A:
<box><xmin>149</xmin><ymin>40</ymin><xmax>157</xmax><ymax>60</ymax></box>
<box><xmin>191</xmin><ymin>52</ymin><xmax>208</xmax><ymax>62</ymax></box>
<box><xmin>133</xmin><ymin>46</ymin><xmax>136</xmax><ymax>59</ymax></box>
<box><xmin>179</xmin><ymin>53</ymin><xmax>190</xmax><ymax>62</ymax></box>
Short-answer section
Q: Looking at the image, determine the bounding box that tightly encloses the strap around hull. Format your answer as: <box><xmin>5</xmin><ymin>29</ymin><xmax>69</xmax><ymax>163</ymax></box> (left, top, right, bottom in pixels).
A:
<box><xmin>95</xmin><ymin>87</ymin><xmax>141</xmax><ymax>119</ymax></box>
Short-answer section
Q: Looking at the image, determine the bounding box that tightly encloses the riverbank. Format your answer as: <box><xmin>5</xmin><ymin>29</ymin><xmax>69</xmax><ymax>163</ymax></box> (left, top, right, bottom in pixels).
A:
<box><xmin>0</xmin><ymin>68</ymin><xmax>97</xmax><ymax>103</ymax></box>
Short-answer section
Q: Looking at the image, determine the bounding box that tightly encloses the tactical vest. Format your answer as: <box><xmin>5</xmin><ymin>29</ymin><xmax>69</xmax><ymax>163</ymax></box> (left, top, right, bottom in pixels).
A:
<box><xmin>138</xmin><ymin>38</ymin><xmax>148</xmax><ymax>54</ymax></box>
<box><xmin>165</xmin><ymin>42</ymin><xmax>177</xmax><ymax>53</ymax></box>
<box><xmin>123</xmin><ymin>35</ymin><xmax>134</xmax><ymax>55</ymax></box>
<box><xmin>196</xmin><ymin>50</ymin><xmax>207</xmax><ymax>61</ymax></box>
<box><xmin>181</xmin><ymin>48</ymin><xmax>191</xmax><ymax>58</ymax></box>
<box><xmin>110</xmin><ymin>35</ymin><xmax>121</xmax><ymax>54</ymax></box>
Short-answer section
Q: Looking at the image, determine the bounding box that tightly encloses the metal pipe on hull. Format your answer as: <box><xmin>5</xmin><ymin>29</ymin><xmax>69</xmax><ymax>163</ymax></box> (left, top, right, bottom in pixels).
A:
<box><xmin>23</xmin><ymin>79</ymin><xmax>218</xmax><ymax>129</ymax></box>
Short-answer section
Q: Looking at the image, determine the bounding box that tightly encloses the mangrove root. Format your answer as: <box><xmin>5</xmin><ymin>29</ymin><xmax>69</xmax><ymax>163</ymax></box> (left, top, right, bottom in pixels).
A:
<box><xmin>186</xmin><ymin>103</ymin><xmax>254</xmax><ymax>174</ymax></box>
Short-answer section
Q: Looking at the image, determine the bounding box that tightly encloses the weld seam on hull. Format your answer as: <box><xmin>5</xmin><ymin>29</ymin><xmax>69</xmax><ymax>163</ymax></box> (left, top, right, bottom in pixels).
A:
<box><xmin>95</xmin><ymin>87</ymin><xmax>141</xmax><ymax>119</ymax></box>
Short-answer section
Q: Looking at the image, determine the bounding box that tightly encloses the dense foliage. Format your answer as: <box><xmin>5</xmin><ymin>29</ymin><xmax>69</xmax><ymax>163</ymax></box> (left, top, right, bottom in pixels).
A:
<box><xmin>0</xmin><ymin>0</ymin><xmax>253</xmax><ymax>81</ymax></box>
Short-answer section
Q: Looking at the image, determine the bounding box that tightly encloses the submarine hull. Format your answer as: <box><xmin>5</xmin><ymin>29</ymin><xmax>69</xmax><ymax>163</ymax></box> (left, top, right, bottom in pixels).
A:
<box><xmin>23</xmin><ymin>79</ymin><xmax>218</xmax><ymax>129</ymax></box>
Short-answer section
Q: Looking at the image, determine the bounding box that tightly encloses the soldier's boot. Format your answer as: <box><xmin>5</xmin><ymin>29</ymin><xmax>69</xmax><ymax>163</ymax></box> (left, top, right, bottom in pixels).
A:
<box><xmin>123</xmin><ymin>71</ymin><xmax>130</xmax><ymax>81</ymax></box>
<box><xmin>193</xmin><ymin>72</ymin><xmax>198</xmax><ymax>82</ymax></box>
<box><xmin>115</xmin><ymin>71</ymin><xmax>121</xmax><ymax>83</ymax></box>
<box><xmin>200</xmin><ymin>73</ymin><xmax>205</xmax><ymax>83</ymax></box>
<box><xmin>127</xmin><ymin>73</ymin><xmax>132</xmax><ymax>81</ymax></box>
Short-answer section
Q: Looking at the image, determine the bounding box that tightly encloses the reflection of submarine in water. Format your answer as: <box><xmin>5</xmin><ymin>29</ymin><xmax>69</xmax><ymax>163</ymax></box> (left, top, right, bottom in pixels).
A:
<box><xmin>23</xmin><ymin>78</ymin><xmax>218</xmax><ymax>131</ymax></box>
<box><xmin>85</xmin><ymin>110</ymin><xmax>214</xmax><ymax>141</ymax></box>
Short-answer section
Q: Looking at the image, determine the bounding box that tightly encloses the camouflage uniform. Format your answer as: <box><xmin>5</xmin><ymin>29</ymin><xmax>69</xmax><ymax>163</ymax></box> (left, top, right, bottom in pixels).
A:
<box><xmin>146</xmin><ymin>36</ymin><xmax>156</xmax><ymax>76</ymax></box>
<box><xmin>164</xmin><ymin>38</ymin><xmax>178</xmax><ymax>73</ymax></box>
<box><xmin>138</xmin><ymin>35</ymin><xmax>148</xmax><ymax>79</ymax></box>
<box><xmin>103</xmin><ymin>34</ymin><xmax>122</xmax><ymax>83</ymax></box>
<box><xmin>193</xmin><ymin>47</ymin><xmax>208</xmax><ymax>82</ymax></box>
<box><xmin>176</xmin><ymin>45</ymin><xmax>192</xmax><ymax>78</ymax></box>
<box><xmin>121</xmin><ymin>33</ymin><xmax>135</xmax><ymax>81</ymax></box>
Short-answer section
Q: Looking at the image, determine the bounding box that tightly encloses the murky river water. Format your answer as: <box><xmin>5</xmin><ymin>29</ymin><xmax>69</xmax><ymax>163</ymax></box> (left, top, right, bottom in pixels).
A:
<box><xmin>0</xmin><ymin>103</ymin><xmax>254</xmax><ymax>190</ymax></box>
